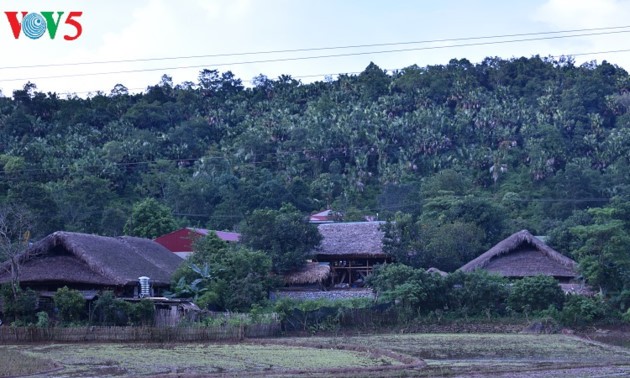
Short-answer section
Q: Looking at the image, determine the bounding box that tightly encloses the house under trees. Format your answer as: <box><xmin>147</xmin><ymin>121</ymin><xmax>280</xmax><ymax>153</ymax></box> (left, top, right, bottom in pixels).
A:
<box><xmin>312</xmin><ymin>222</ymin><xmax>390</xmax><ymax>287</ymax></box>
<box><xmin>458</xmin><ymin>230</ymin><xmax>582</xmax><ymax>291</ymax></box>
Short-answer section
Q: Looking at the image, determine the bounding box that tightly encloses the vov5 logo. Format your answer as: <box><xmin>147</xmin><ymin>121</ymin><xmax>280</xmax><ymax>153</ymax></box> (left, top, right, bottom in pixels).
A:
<box><xmin>5</xmin><ymin>11</ymin><xmax>83</xmax><ymax>40</ymax></box>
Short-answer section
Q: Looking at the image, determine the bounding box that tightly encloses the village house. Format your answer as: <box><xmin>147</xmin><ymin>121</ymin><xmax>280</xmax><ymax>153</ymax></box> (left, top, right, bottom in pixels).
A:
<box><xmin>0</xmin><ymin>231</ymin><xmax>183</xmax><ymax>299</ymax></box>
<box><xmin>458</xmin><ymin>229</ymin><xmax>578</xmax><ymax>281</ymax></box>
<box><xmin>458</xmin><ymin>229</ymin><xmax>590</xmax><ymax>293</ymax></box>
<box><xmin>312</xmin><ymin>221</ymin><xmax>390</xmax><ymax>287</ymax></box>
<box><xmin>0</xmin><ymin>231</ymin><xmax>197</xmax><ymax>325</ymax></box>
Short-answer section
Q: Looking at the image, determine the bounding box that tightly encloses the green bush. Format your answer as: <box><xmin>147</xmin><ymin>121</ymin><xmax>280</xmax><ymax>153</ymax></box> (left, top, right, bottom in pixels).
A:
<box><xmin>36</xmin><ymin>311</ymin><xmax>49</xmax><ymax>328</ymax></box>
<box><xmin>609</xmin><ymin>290</ymin><xmax>630</xmax><ymax>312</ymax></box>
<box><xmin>53</xmin><ymin>286</ymin><xmax>86</xmax><ymax>324</ymax></box>
<box><xmin>0</xmin><ymin>284</ymin><xmax>37</xmax><ymax>324</ymax></box>
<box><xmin>369</xmin><ymin>265</ymin><xmax>513</xmax><ymax>320</ymax></box>
<box><xmin>559</xmin><ymin>295</ymin><xmax>607</xmax><ymax>326</ymax></box>
<box><xmin>368</xmin><ymin>264</ymin><xmax>447</xmax><ymax>318</ymax></box>
<box><xmin>92</xmin><ymin>291</ymin><xmax>130</xmax><ymax>326</ymax></box>
<box><xmin>128</xmin><ymin>299</ymin><xmax>155</xmax><ymax>326</ymax></box>
<box><xmin>171</xmin><ymin>236</ymin><xmax>277</xmax><ymax>312</ymax></box>
<box><xmin>507</xmin><ymin>275</ymin><xmax>565</xmax><ymax>314</ymax></box>
<box><xmin>195</xmin><ymin>290</ymin><xmax>220</xmax><ymax>311</ymax></box>
<box><xmin>445</xmin><ymin>270</ymin><xmax>510</xmax><ymax>318</ymax></box>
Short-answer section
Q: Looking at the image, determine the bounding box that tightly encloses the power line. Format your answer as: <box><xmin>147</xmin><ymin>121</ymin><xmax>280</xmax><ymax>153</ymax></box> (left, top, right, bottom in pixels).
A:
<box><xmin>3</xmin><ymin>29</ymin><xmax>630</xmax><ymax>83</ymax></box>
<box><xmin>556</xmin><ymin>48</ymin><xmax>630</xmax><ymax>58</ymax></box>
<box><xmin>46</xmin><ymin>43</ymin><xmax>630</xmax><ymax>97</ymax></box>
<box><xmin>2</xmin><ymin>25</ymin><xmax>630</xmax><ymax>71</ymax></box>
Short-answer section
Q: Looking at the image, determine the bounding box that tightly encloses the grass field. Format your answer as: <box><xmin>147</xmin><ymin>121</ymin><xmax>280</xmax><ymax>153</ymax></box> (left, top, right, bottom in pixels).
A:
<box><xmin>0</xmin><ymin>349</ymin><xmax>58</xmax><ymax>377</ymax></box>
<box><xmin>1</xmin><ymin>332</ymin><xmax>629</xmax><ymax>377</ymax></box>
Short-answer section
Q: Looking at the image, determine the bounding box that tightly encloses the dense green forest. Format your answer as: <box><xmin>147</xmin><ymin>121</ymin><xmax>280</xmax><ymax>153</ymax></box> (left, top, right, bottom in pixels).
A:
<box><xmin>1</xmin><ymin>56</ymin><xmax>630</xmax><ymax>285</ymax></box>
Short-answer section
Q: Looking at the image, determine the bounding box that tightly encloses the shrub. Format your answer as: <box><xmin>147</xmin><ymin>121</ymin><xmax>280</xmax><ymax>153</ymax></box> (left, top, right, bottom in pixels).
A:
<box><xmin>128</xmin><ymin>299</ymin><xmax>155</xmax><ymax>326</ymax></box>
<box><xmin>274</xmin><ymin>298</ymin><xmax>340</xmax><ymax>332</ymax></box>
<box><xmin>507</xmin><ymin>275</ymin><xmax>565</xmax><ymax>314</ymax></box>
<box><xmin>92</xmin><ymin>291</ymin><xmax>130</xmax><ymax>326</ymax></box>
<box><xmin>368</xmin><ymin>263</ymin><xmax>447</xmax><ymax>318</ymax></box>
<box><xmin>274</xmin><ymin>297</ymin><xmax>375</xmax><ymax>332</ymax></box>
<box><xmin>196</xmin><ymin>290</ymin><xmax>221</xmax><ymax>311</ymax></box>
<box><xmin>559</xmin><ymin>295</ymin><xmax>607</xmax><ymax>326</ymax></box>
<box><xmin>36</xmin><ymin>311</ymin><xmax>49</xmax><ymax>328</ymax></box>
<box><xmin>53</xmin><ymin>286</ymin><xmax>86</xmax><ymax>324</ymax></box>
<box><xmin>0</xmin><ymin>284</ymin><xmax>37</xmax><ymax>324</ymax></box>
<box><xmin>171</xmin><ymin>239</ymin><xmax>277</xmax><ymax>312</ymax></box>
<box><xmin>609</xmin><ymin>290</ymin><xmax>630</xmax><ymax>312</ymax></box>
<box><xmin>445</xmin><ymin>270</ymin><xmax>510</xmax><ymax>317</ymax></box>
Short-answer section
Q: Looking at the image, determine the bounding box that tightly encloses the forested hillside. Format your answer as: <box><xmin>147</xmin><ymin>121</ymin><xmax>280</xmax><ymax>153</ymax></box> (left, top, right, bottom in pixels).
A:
<box><xmin>1</xmin><ymin>56</ymin><xmax>630</xmax><ymax>277</ymax></box>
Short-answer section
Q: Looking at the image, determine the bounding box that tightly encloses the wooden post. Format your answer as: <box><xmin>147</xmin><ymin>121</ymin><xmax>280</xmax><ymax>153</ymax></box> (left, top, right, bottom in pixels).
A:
<box><xmin>348</xmin><ymin>260</ymin><xmax>352</xmax><ymax>284</ymax></box>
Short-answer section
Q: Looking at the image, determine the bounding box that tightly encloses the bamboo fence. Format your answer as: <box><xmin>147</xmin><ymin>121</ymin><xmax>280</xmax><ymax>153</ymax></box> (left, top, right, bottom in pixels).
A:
<box><xmin>0</xmin><ymin>322</ymin><xmax>280</xmax><ymax>343</ymax></box>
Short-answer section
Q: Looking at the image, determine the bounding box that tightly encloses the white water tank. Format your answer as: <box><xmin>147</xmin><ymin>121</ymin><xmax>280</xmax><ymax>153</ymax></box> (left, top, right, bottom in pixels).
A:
<box><xmin>139</xmin><ymin>276</ymin><xmax>151</xmax><ymax>297</ymax></box>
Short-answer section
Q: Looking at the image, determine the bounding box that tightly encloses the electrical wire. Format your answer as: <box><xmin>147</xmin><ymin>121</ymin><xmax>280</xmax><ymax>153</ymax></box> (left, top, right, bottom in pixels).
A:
<box><xmin>1</xmin><ymin>24</ymin><xmax>630</xmax><ymax>71</ymax></box>
<box><xmin>43</xmin><ymin>44</ymin><xmax>630</xmax><ymax>97</ymax></box>
<box><xmin>2</xmin><ymin>29</ymin><xmax>630</xmax><ymax>83</ymax></box>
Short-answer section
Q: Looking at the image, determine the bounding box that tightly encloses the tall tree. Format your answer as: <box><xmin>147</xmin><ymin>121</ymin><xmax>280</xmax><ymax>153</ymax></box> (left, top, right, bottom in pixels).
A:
<box><xmin>0</xmin><ymin>205</ymin><xmax>33</xmax><ymax>300</ymax></box>
<box><xmin>123</xmin><ymin>198</ymin><xmax>178</xmax><ymax>239</ymax></box>
<box><xmin>171</xmin><ymin>233</ymin><xmax>275</xmax><ymax>311</ymax></box>
<box><xmin>240</xmin><ymin>204</ymin><xmax>321</xmax><ymax>274</ymax></box>
<box><xmin>569</xmin><ymin>203</ymin><xmax>630</xmax><ymax>294</ymax></box>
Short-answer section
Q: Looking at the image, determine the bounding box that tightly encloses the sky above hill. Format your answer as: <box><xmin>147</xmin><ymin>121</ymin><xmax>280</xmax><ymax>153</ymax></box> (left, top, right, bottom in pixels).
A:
<box><xmin>1</xmin><ymin>0</ymin><xmax>630</xmax><ymax>97</ymax></box>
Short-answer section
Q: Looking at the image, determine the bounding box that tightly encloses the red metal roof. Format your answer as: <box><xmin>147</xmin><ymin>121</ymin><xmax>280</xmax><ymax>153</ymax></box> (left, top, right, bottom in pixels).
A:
<box><xmin>154</xmin><ymin>228</ymin><xmax>240</xmax><ymax>253</ymax></box>
<box><xmin>309</xmin><ymin>210</ymin><xmax>336</xmax><ymax>223</ymax></box>
<box><xmin>188</xmin><ymin>228</ymin><xmax>240</xmax><ymax>242</ymax></box>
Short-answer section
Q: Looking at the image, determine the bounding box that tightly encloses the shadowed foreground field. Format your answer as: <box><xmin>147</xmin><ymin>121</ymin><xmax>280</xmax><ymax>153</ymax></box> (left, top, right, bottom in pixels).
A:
<box><xmin>1</xmin><ymin>333</ymin><xmax>629</xmax><ymax>377</ymax></box>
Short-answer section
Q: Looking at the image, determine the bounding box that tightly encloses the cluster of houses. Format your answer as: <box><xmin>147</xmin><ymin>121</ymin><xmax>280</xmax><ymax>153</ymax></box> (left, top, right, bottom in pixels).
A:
<box><xmin>0</xmin><ymin>210</ymin><xmax>590</xmax><ymax>323</ymax></box>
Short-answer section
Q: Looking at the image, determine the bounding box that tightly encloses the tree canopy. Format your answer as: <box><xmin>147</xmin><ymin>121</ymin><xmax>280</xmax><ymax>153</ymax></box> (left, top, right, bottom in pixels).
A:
<box><xmin>240</xmin><ymin>204</ymin><xmax>322</xmax><ymax>274</ymax></box>
<box><xmin>123</xmin><ymin>198</ymin><xmax>179</xmax><ymax>238</ymax></box>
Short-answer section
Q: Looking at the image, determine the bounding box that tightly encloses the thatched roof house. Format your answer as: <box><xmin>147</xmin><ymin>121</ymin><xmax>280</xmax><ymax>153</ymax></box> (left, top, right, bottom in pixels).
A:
<box><xmin>458</xmin><ymin>230</ymin><xmax>578</xmax><ymax>281</ymax></box>
<box><xmin>0</xmin><ymin>231</ymin><xmax>183</xmax><ymax>296</ymax></box>
<box><xmin>283</xmin><ymin>262</ymin><xmax>331</xmax><ymax>286</ymax></box>
<box><xmin>313</xmin><ymin>222</ymin><xmax>389</xmax><ymax>286</ymax></box>
<box><xmin>314</xmin><ymin>221</ymin><xmax>386</xmax><ymax>258</ymax></box>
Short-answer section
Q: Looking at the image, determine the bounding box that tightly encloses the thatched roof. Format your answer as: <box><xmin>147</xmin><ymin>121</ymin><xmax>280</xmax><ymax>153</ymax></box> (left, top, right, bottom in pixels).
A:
<box><xmin>458</xmin><ymin>230</ymin><xmax>578</xmax><ymax>278</ymax></box>
<box><xmin>0</xmin><ymin>231</ymin><xmax>183</xmax><ymax>287</ymax></box>
<box><xmin>284</xmin><ymin>263</ymin><xmax>331</xmax><ymax>285</ymax></box>
<box><xmin>314</xmin><ymin>222</ymin><xmax>386</xmax><ymax>258</ymax></box>
<box><xmin>426</xmin><ymin>267</ymin><xmax>448</xmax><ymax>277</ymax></box>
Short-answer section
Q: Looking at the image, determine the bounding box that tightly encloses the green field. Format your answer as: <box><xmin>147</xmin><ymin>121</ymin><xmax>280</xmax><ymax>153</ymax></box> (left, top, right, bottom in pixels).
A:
<box><xmin>1</xmin><ymin>333</ymin><xmax>629</xmax><ymax>377</ymax></box>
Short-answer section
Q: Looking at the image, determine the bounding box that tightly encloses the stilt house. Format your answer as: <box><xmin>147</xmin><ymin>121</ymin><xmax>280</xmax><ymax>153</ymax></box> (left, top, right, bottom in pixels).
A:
<box><xmin>312</xmin><ymin>222</ymin><xmax>390</xmax><ymax>287</ymax></box>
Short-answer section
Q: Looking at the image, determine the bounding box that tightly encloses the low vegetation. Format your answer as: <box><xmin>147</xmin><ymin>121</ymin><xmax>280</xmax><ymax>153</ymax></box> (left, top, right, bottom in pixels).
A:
<box><xmin>0</xmin><ymin>349</ymin><xmax>58</xmax><ymax>377</ymax></box>
<box><xmin>0</xmin><ymin>342</ymin><xmax>401</xmax><ymax>377</ymax></box>
<box><xmin>1</xmin><ymin>333</ymin><xmax>628</xmax><ymax>377</ymax></box>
